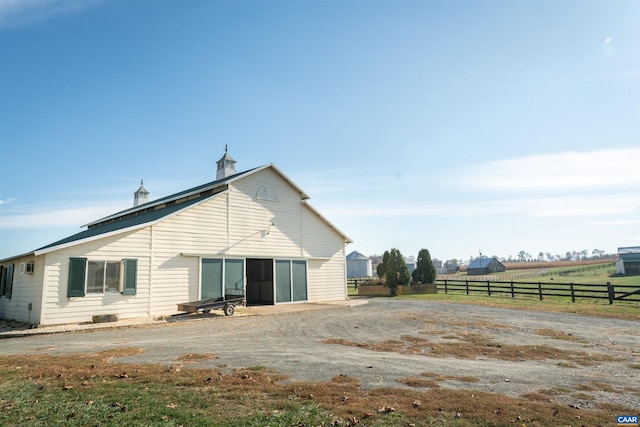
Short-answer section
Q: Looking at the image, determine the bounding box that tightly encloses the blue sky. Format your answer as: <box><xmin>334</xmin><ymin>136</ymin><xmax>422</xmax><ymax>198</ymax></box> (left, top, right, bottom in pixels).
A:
<box><xmin>1</xmin><ymin>0</ymin><xmax>639</xmax><ymax>262</ymax></box>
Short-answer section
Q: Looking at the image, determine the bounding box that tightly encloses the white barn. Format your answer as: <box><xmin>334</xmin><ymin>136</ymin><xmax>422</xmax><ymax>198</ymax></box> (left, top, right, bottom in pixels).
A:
<box><xmin>0</xmin><ymin>151</ymin><xmax>352</xmax><ymax>325</ymax></box>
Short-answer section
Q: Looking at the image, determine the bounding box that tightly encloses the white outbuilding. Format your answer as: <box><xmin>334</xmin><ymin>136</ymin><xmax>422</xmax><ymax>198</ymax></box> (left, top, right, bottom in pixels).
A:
<box><xmin>346</xmin><ymin>251</ymin><xmax>372</xmax><ymax>278</ymax></box>
<box><xmin>0</xmin><ymin>150</ymin><xmax>352</xmax><ymax>325</ymax></box>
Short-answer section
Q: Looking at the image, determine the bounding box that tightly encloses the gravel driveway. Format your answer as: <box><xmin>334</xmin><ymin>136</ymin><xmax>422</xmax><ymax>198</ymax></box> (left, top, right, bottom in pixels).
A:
<box><xmin>1</xmin><ymin>298</ymin><xmax>638</xmax><ymax>409</ymax></box>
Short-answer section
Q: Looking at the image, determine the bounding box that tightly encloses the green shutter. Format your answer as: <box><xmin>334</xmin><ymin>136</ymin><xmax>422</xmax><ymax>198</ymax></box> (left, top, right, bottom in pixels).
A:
<box><xmin>122</xmin><ymin>259</ymin><xmax>138</xmax><ymax>295</ymax></box>
<box><xmin>68</xmin><ymin>258</ymin><xmax>86</xmax><ymax>298</ymax></box>
<box><xmin>5</xmin><ymin>264</ymin><xmax>14</xmax><ymax>299</ymax></box>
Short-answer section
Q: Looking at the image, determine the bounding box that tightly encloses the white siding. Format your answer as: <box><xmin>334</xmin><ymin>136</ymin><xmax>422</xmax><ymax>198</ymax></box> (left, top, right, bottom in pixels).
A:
<box><xmin>39</xmin><ymin>228</ymin><xmax>152</xmax><ymax>325</ymax></box>
<box><xmin>149</xmin><ymin>195</ymin><xmax>229</xmax><ymax>315</ymax></box>
<box><xmin>0</xmin><ymin>254</ymin><xmax>44</xmax><ymax>324</ymax></box>
<box><xmin>228</xmin><ymin>168</ymin><xmax>306</xmax><ymax>257</ymax></box>
<box><xmin>300</xmin><ymin>204</ymin><xmax>348</xmax><ymax>302</ymax></box>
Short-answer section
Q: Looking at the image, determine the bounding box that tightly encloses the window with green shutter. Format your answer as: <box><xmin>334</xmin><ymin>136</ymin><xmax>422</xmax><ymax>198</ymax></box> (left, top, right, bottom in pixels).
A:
<box><xmin>68</xmin><ymin>258</ymin><xmax>87</xmax><ymax>298</ymax></box>
<box><xmin>122</xmin><ymin>259</ymin><xmax>137</xmax><ymax>295</ymax></box>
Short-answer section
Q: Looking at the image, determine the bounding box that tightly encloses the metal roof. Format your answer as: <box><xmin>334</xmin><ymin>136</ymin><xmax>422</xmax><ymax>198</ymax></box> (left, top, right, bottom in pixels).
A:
<box><xmin>620</xmin><ymin>253</ymin><xmax>640</xmax><ymax>262</ymax></box>
<box><xmin>346</xmin><ymin>251</ymin><xmax>370</xmax><ymax>260</ymax></box>
<box><xmin>468</xmin><ymin>257</ymin><xmax>497</xmax><ymax>269</ymax></box>
<box><xmin>35</xmin><ymin>194</ymin><xmax>216</xmax><ymax>255</ymax></box>
<box><xmin>85</xmin><ymin>167</ymin><xmax>257</xmax><ymax>227</ymax></box>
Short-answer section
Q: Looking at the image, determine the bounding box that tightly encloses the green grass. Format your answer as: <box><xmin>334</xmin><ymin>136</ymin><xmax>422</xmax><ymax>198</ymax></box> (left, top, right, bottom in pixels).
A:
<box><xmin>397</xmin><ymin>292</ymin><xmax>640</xmax><ymax>320</ymax></box>
<box><xmin>1</xmin><ymin>351</ymin><xmax>635</xmax><ymax>427</ymax></box>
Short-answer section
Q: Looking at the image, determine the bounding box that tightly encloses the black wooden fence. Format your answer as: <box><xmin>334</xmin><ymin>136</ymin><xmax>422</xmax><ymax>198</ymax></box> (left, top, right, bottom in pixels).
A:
<box><xmin>436</xmin><ymin>279</ymin><xmax>640</xmax><ymax>304</ymax></box>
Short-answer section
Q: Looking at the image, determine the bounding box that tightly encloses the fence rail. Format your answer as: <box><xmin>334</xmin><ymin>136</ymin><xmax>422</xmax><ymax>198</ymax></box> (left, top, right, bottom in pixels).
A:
<box><xmin>436</xmin><ymin>279</ymin><xmax>640</xmax><ymax>304</ymax></box>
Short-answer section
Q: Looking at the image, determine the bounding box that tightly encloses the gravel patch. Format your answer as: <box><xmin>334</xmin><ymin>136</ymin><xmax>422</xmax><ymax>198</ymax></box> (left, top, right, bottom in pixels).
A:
<box><xmin>1</xmin><ymin>298</ymin><xmax>638</xmax><ymax>409</ymax></box>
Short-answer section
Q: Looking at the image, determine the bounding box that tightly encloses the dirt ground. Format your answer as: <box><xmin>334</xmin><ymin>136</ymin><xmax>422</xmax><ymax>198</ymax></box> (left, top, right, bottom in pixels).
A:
<box><xmin>1</xmin><ymin>298</ymin><xmax>638</xmax><ymax>410</ymax></box>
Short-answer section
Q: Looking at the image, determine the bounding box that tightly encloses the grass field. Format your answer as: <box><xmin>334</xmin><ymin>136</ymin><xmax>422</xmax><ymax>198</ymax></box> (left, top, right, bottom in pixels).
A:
<box><xmin>2</xmin><ymin>330</ymin><xmax>637</xmax><ymax>427</ymax></box>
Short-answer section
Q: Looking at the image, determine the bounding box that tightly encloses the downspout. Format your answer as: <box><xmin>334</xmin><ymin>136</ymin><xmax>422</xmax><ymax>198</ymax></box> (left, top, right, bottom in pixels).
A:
<box><xmin>226</xmin><ymin>191</ymin><xmax>230</xmax><ymax>251</ymax></box>
<box><xmin>38</xmin><ymin>255</ymin><xmax>48</xmax><ymax>325</ymax></box>
<box><xmin>299</xmin><ymin>199</ymin><xmax>304</xmax><ymax>257</ymax></box>
<box><xmin>148</xmin><ymin>225</ymin><xmax>154</xmax><ymax>317</ymax></box>
<box><xmin>343</xmin><ymin>242</ymin><xmax>349</xmax><ymax>301</ymax></box>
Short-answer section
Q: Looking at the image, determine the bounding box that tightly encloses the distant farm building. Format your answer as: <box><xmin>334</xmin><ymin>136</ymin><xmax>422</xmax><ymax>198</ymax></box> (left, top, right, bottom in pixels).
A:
<box><xmin>444</xmin><ymin>259</ymin><xmax>460</xmax><ymax>273</ymax></box>
<box><xmin>346</xmin><ymin>251</ymin><xmax>372</xmax><ymax>278</ymax></box>
<box><xmin>433</xmin><ymin>258</ymin><xmax>448</xmax><ymax>274</ymax></box>
<box><xmin>467</xmin><ymin>257</ymin><xmax>506</xmax><ymax>275</ymax></box>
<box><xmin>615</xmin><ymin>247</ymin><xmax>640</xmax><ymax>276</ymax></box>
<box><xmin>405</xmin><ymin>258</ymin><xmax>416</xmax><ymax>275</ymax></box>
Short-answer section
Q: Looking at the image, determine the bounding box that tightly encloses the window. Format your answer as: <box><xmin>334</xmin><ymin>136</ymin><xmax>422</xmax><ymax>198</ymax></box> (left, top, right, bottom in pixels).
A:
<box><xmin>87</xmin><ymin>261</ymin><xmax>120</xmax><ymax>293</ymax></box>
<box><xmin>26</xmin><ymin>262</ymin><xmax>35</xmax><ymax>274</ymax></box>
<box><xmin>67</xmin><ymin>258</ymin><xmax>137</xmax><ymax>297</ymax></box>
<box><xmin>201</xmin><ymin>258</ymin><xmax>244</xmax><ymax>300</ymax></box>
<box><xmin>275</xmin><ymin>260</ymin><xmax>307</xmax><ymax>303</ymax></box>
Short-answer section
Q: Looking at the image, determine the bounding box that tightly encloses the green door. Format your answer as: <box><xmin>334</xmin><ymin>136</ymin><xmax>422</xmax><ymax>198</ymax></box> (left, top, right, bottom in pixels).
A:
<box><xmin>201</xmin><ymin>259</ymin><xmax>223</xmax><ymax>300</ymax></box>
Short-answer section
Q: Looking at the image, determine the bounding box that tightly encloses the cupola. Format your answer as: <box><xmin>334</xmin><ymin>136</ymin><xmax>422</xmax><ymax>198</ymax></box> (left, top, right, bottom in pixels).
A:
<box><xmin>133</xmin><ymin>179</ymin><xmax>150</xmax><ymax>207</ymax></box>
<box><xmin>216</xmin><ymin>145</ymin><xmax>237</xmax><ymax>180</ymax></box>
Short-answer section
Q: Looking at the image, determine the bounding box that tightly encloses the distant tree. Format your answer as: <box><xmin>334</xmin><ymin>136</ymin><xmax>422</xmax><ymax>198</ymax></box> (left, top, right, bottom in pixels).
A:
<box><xmin>580</xmin><ymin>249</ymin><xmax>589</xmax><ymax>260</ymax></box>
<box><xmin>537</xmin><ymin>252</ymin><xmax>545</xmax><ymax>262</ymax></box>
<box><xmin>517</xmin><ymin>251</ymin><xmax>527</xmax><ymax>262</ymax></box>
<box><xmin>376</xmin><ymin>251</ymin><xmax>390</xmax><ymax>279</ymax></box>
<box><xmin>412</xmin><ymin>249</ymin><xmax>437</xmax><ymax>284</ymax></box>
<box><xmin>545</xmin><ymin>252</ymin><xmax>554</xmax><ymax>262</ymax></box>
<box><xmin>592</xmin><ymin>249</ymin><xmax>605</xmax><ymax>258</ymax></box>
<box><xmin>382</xmin><ymin>248</ymin><xmax>410</xmax><ymax>294</ymax></box>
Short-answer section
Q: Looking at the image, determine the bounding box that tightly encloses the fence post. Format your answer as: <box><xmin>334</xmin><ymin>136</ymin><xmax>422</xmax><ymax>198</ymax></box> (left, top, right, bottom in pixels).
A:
<box><xmin>487</xmin><ymin>281</ymin><xmax>491</xmax><ymax>297</ymax></box>
<box><xmin>607</xmin><ymin>282</ymin><xmax>614</xmax><ymax>305</ymax></box>
<box><xmin>570</xmin><ymin>283</ymin><xmax>575</xmax><ymax>303</ymax></box>
<box><xmin>465</xmin><ymin>280</ymin><xmax>469</xmax><ymax>295</ymax></box>
<box><xmin>444</xmin><ymin>280</ymin><xmax>448</xmax><ymax>294</ymax></box>
<box><xmin>354</xmin><ymin>279</ymin><xmax>358</xmax><ymax>290</ymax></box>
<box><xmin>538</xmin><ymin>282</ymin><xmax>543</xmax><ymax>301</ymax></box>
<box><xmin>510</xmin><ymin>281</ymin><xmax>514</xmax><ymax>298</ymax></box>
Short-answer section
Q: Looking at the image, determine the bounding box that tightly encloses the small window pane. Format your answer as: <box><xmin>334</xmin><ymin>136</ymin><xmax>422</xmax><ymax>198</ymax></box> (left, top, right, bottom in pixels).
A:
<box><xmin>105</xmin><ymin>262</ymin><xmax>120</xmax><ymax>293</ymax></box>
<box><xmin>87</xmin><ymin>261</ymin><xmax>104</xmax><ymax>293</ymax></box>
